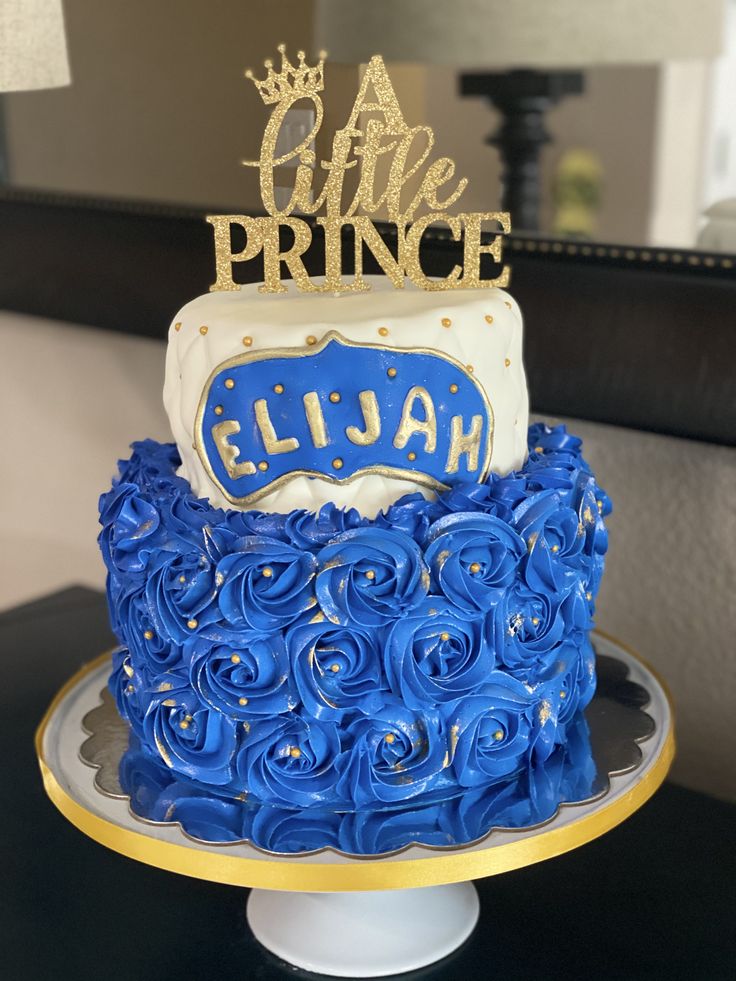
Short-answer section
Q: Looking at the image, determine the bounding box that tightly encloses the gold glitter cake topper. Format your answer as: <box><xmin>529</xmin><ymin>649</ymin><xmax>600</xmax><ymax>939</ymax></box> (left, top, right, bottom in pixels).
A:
<box><xmin>207</xmin><ymin>45</ymin><xmax>511</xmax><ymax>294</ymax></box>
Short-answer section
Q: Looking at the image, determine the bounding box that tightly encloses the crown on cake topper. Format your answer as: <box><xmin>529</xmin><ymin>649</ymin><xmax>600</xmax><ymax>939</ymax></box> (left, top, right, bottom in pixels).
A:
<box><xmin>245</xmin><ymin>44</ymin><xmax>325</xmax><ymax>105</ymax></box>
<box><xmin>208</xmin><ymin>46</ymin><xmax>510</xmax><ymax>294</ymax></box>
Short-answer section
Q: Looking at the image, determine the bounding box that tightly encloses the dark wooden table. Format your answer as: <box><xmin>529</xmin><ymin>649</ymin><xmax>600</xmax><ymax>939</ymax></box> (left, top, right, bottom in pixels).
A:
<box><xmin>3</xmin><ymin>586</ymin><xmax>735</xmax><ymax>981</ymax></box>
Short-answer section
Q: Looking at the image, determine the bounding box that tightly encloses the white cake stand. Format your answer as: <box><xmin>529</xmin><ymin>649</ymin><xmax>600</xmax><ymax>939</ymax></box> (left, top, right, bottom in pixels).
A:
<box><xmin>36</xmin><ymin>632</ymin><xmax>674</xmax><ymax>978</ymax></box>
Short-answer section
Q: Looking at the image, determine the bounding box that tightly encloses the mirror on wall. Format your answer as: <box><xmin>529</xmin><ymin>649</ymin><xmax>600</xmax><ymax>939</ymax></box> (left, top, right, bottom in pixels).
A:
<box><xmin>2</xmin><ymin>0</ymin><xmax>735</xmax><ymax>255</ymax></box>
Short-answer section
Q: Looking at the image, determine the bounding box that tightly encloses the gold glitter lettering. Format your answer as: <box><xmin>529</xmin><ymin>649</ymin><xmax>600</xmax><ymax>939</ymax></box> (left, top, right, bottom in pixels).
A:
<box><xmin>394</xmin><ymin>386</ymin><xmax>437</xmax><ymax>453</ymax></box>
<box><xmin>346</xmin><ymin>390</ymin><xmax>381</xmax><ymax>447</ymax></box>
<box><xmin>446</xmin><ymin>414</ymin><xmax>484</xmax><ymax>474</ymax></box>
<box><xmin>212</xmin><ymin>420</ymin><xmax>256</xmax><ymax>478</ymax></box>
<box><xmin>254</xmin><ymin>398</ymin><xmax>300</xmax><ymax>455</ymax></box>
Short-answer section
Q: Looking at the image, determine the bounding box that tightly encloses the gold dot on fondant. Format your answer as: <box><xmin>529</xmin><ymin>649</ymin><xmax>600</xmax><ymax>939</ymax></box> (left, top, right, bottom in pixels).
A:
<box><xmin>504</xmin><ymin>358</ymin><xmax>511</xmax><ymax>367</ymax></box>
<box><xmin>586</xmin><ymin>591</ymin><xmax>593</xmax><ymax>601</ymax></box>
<box><xmin>596</xmin><ymin>499</ymin><xmax>604</xmax><ymax>512</ymax></box>
<box><xmin>531</xmin><ymin>617</ymin><xmax>540</xmax><ymax>625</ymax></box>
<box><xmin>467</xmin><ymin>364</ymin><xmax>474</xmax><ymax>373</ymax></box>
<box><xmin>493</xmin><ymin>730</ymin><xmax>504</xmax><ymax>741</ymax></box>
<box><xmin>290</xmin><ymin>747</ymin><xmax>302</xmax><ymax>759</ymax></box>
<box><xmin>384</xmin><ymin>733</ymin><xmax>396</xmax><ymax>744</ymax></box>
<box><xmin>505</xmin><ymin>300</ymin><xmax>512</xmax><ymax>309</ymax></box>
<box><xmin>551</xmin><ymin>544</ymin><xmax>560</xmax><ymax>553</ymax></box>
<box><xmin>469</xmin><ymin>562</ymin><xmax>481</xmax><ymax>574</ymax></box>
<box><xmin>199</xmin><ymin>325</ymin><xmax>208</xmax><ymax>335</ymax></box>
<box><xmin>274</xmin><ymin>383</ymin><xmax>284</xmax><ymax>394</ymax></box>
<box><xmin>179</xmin><ymin>720</ymin><xmax>190</xmax><ymax>730</ymax></box>
<box><xmin>440</xmin><ymin>632</ymin><xmax>450</xmax><ymax>641</ymax></box>
<box><xmin>387</xmin><ymin>367</ymin><xmax>397</xmax><ymax>378</ymax></box>
<box><xmin>534</xmin><ymin>445</ymin><xmax>544</xmax><ymax>453</ymax></box>
<box><xmin>143</xmin><ymin>630</ymin><xmax>154</xmax><ymax>640</ymax></box>
<box><xmin>174</xmin><ymin>322</ymin><xmax>182</xmax><ymax>332</ymax></box>
<box><xmin>306</xmin><ymin>335</ymin><xmax>317</xmax><ymax>345</ymax></box>
<box><xmin>179</xmin><ymin>575</ymin><xmax>186</xmax><ymax>583</ymax></box>
<box><xmin>485</xmin><ymin>315</ymin><xmax>494</xmax><ymax>325</ymax></box>
<box><xmin>258</xmin><ymin>461</ymin><xmax>268</xmax><ymax>471</ymax></box>
<box><xmin>441</xmin><ymin>317</ymin><xmax>452</xmax><ymax>328</ymax></box>
<box><xmin>230</xmin><ymin>653</ymin><xmax>241</xmax><ymax>664</ymax></box>
<box><xmin>365</xmin><ymin>569</ymin><xmax>376</xmax><ymax>580</ymax></box>
<box><xmin>407</xmin><ymin>451</ymin><xmax>417</xmax><ymax>461</ymax></box>
<box><xmin>242</xmin><ymin>335</ymin><xmax>253</xmax><ymax>347</ymax></box>
<box><xmin>126</xmin><ymin>684</ymin><xmax>135</xmax><ymax>693</ymax></box>
<box><xmin>214</xmin><ymin>405</ymin><xmax>224</xmax><ymax>416</ymax></box>
<box><xmin>239</xmin><ymin>697</ymin><xmax>249</xmax><ymax>706</ymax></box>
<box><xmin>329</xmin><ymin>392</ymin><xmax>341</xmax><ymax>403</ymax></box>
<box><xmin>449</xmin><ymin>383</ymin><xmax>458</xmax><ymax>394</ymax></box>
<box><xmin>333</xmin><ymin>458</ymin><xmax>344</xmax><ymax>470</ymax></box>
<box><xmin>378</xmin><ymin>326</ymin><xmax>389</xmax><ymax>337</ymax></box>
<box><xmin>225</xmin><ymin>378</ymin><xmax>235</xmax><ymax>389</ymax></box>
<box><xmin>330</xmin><ymin>663</ymin><xmax>341</xmax><ymax>673</ymax></box>
<box><xmin>560</xmin><ymin>690</ymin><xmax>567</xmax><ymax>699</ymax></box>
<box><xmin>187</xmin><ymin>618</ymin><xmax>198</xmax><ymax>629</ymax></box>
<box><xmin>262</xmin><ymin>567</ymin><xmax>274</xmax><ymax>578</ymax></box>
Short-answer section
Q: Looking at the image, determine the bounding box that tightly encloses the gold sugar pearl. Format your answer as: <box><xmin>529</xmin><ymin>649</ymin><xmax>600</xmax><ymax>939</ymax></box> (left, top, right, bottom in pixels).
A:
<box><xmin>384</xmin><ymin>733</ymin><xmax>396</xmax><ymax>744</ymax></box>
<box><xmin>505</xmin><ymin>300</ymin><xmax>513</xmax><ymax>309</ymax></box>
<box><xmin>365</xmin><ymin>570</ymin><xmax>376</xmax><ymax>580</ymax></box>
<box><xmin>174</xmin><ymin>322</ymin><xmax>182</xmax><ymax>332</ymax></box>
<box><xmin>262</xmin><ymin>567</ymin><xmax>274</xmax><ymax>578</ymax></box>
<box><xmin>551</xmin><ymin>544</ymin><xmax>560</xmax><ymax>553</ymax></box>
<box><xmin>469</xmin><ymin>562</ymin><xmax>481</xmax><ymax>574</ymax></box>
<box><xmin>504</xmin><ymin>358</ymin><xmax>511</xmax><ymax>368</ymax></box>
<box><xmin>179</xmin><ymin>720</ymin><xmax>190</xmax><ymax>730</ymax></box>
<box><xmin>274</xmin><ymin>384</ymin><xmax>284</xmax><ymax>394</ymax></box>
<box><xmin>199</xmin><ymin>325</ymin><xmax>208</xmax><ymax>335</ymax></box>
<box><xmin>441</xmin><ymin>317</ymin><xmax>452</xmax><ymax>328</ymax></box>
<box><xmin>225</xmin><ymin>378</ymin><xmax>235</xmax><ymax>389</ymax></box>
<box><xmin>306</xmin><ymin>335</ymin><xmax>317</xmax><ymax>345</ymax></box>
<box><xmin>493</xmin><ymin>730</ymin><xmax>504</xmax><ymax>741</ymax></box>
<box><xmin>586</xmin><ymin>592</ymin><xmax>593</xmax><ymax>601</ymax></box>
<box><xmin>238</xmin><ymin>697</ymin><xmax>249</xmax><ymax>706</ymax></box>
<box><xmin>596</xmin><ymin>500</ymin><xmax>604</xmax><ymax>512</ymax></box>
<box><xmin>333</xmin><ymin>458</ymin><xmax>344</xmax><ymax>470</ymax></box>
<box><xmin>329</xmin><ymin>392</ymin><xmax>341</xmax><ymax>403</ymax></box>
<box><xmin>449</xmin><ymin>383</ymin><xmax>458</xmax><ymax>394</ymax></box>
<box><xmin>258</xmin><ymin>461</ymin><xmax>268</xmax><ymax>471</ymax></box>
<box><xmin>467</xmin><ymin>364</ymin><xmax>474</xmax><ymax>373</ymax></box>
<box><xmin>143</xmin><ymin>630</ymin><xmax>154</xmax><ymax>640</ymax></box>
<box><xmin>179</xmin><ymin>575</ymin><xmax>186</xmax><ymax>583</ymax></box>
<box><xmin>126</xmin><ymin>684</ymin><xmax>135</xmax><ymax>694</ymax></box>
<box><xmin>330</xmin><ymin>663</ymin><xmax>341</xmax><ymax>673</ymax></box>
<box><xmin>485</xmin><ymin>315</ymin><xmax>493</xmax><ymax>325</ymax></box>
<box><xmin>534</xmin><ymin>446</ymin><xmax>544</xmax><ymax>453</ymax></box>
<box><xmin>187</xmin><ymin>618</ymin><xmax>198</xmax><ymax>630</ymax></box>
<box><xmin>407</xmin><ymin>451</ymin><xmax>417</xmax><ymax>461</ymax></box>
<box><xmin>378</xmin><ymin>326</ymin><xmax>389</xmax><ymax>337</ymax></box>
<box><xmin>531</xmin><ymin>617</ymin><xmax>540</xmax><ymax>625</ymax></box>
<box><xmin>243</xmin><ymin>335</ymin><xmax>253</xmax><ymax>347</ymax></box>
<box><xmin>387</xmin><ymin>367</ymin><xmax>397</xmax><ymax>378</ymax></box>
<box><xmin>214</xmin><ymin>405</ymin><xmax>224</xmax><ymax>416</ymax></box>
<box><xmin>440</xmin><ymin>632</ymin><xmax>450</xmax><ymax>641</ymax></box>
<box><xmin>230</xmin><ymin>653</ymin><xmax>241</xmax><ymax>664</ymax></box>
<box><xmin>290</xmin><ymin>747</ymin><xmax>302</xmax><ymax>759</ymax></box>
<box><xmin>560</xmin><ymin>690</ymin><xmax>567</xmax><ymax>699</ymax></box>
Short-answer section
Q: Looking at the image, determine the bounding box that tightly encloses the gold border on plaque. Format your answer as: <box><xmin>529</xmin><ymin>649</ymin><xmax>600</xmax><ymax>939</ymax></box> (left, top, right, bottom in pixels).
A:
<box><xmin>35</xmin><ymin>636</ymin><xmax>674</xmax><ymax>892</ymax></box>
<box><xmin>193</xmin><ymin>330</ymin><xmax>495</xmax><ymax>507</ymax></box>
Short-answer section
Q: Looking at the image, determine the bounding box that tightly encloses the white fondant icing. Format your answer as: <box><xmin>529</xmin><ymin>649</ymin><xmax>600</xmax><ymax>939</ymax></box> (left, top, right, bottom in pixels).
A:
<box><xmin>163</xmin><ymin>277</ymin><xmax>528</xmax><ymax>517</ymax></box>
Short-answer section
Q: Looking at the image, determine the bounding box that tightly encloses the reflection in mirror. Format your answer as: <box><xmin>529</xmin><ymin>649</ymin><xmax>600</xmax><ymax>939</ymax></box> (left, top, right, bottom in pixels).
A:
<box><xmin>1</xmin><ymin>0</ymin><xmax>735</xmax><ymax>253</ymax></box>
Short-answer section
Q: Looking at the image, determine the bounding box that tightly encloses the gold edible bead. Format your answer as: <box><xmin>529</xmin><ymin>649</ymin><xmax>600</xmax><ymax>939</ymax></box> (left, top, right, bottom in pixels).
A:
<box><xmin>378</xmin><ymin>326</ymin><xmax>389</xmax><ymax>337</ymax></box>
<box><xmin>330</xmin><ymin>663</ymin><xmax>340</xmax><ymax>673</ymax></box>
<box><xmin>467</xmin><ymin>364</ymin><xmax>474</xmax><ymax>373</ymax></box>
<box><xmin>485</xmin><ymin>315</ymin><xmax>493</xmax><ymax>324</ymax></box>
<box><xmin>387</xmin><ymin>367</ymin><xmax>397</xmax><ymax>378</ymax></box>
<box><xmin>441</xmin><ymin>317</ymin><xmax>452</xmax><ymax>328</ymax></box>
<box><xmin>469</xmin><ymin>562</ymin><xmax>481</xmax><ymax>574</ymax></box>
<box><xmin>187</xmin><ymin>619</ymin><xmax>198</xmax><ymax>629</ymax></box>
<box><xmin>329</xmin><ymin>392</ymin><xmax>341</xmax><ymax>403</ymax></box>
<box><xmin>505</xmin><ymin>300</ymin><xmax>512</xmax><ymax>309</ymax></box>
<box><xmin>230</xmin><ymin>653</ymin><xmax>241</xmax><ymax>664</ymax></box>
<box><xmin>262</xmin><ymin>567</ymin><xmax>274</xmax><ymax>578</ymax></box>
<box><xmin>449</xmin><ymin>383</ymin><xmax>458</xmax><ymax>394</ymax></box>
<box><xmin>199</xmin><ymin>325</ymin><xmax>208</xmax><ymax>335</ymax></box>
<box><xmin>239</xmin><ymin>697</ymin><xmax>249</xmax><ymax>706</ymax></box>
<box><xmin>407</xmin><ymin>451</ymin><xmax>417</xmax><ymax>461</ymax></box>
<box><xmin>214</xmin><ymin>405</ymin><xmax>224</xmax><ymax>416</ymax></box>
<box><xmin>586</xmin><ymin>592</ymin><xmax>593</xmax><ymax>601</ymax></box>
<box><xmin>258</xmin><ymin>461</ymin><xmax>268</xmax><ymax>471</ymax></box>
<box><xmin>333</xmin><ymin>458</ymin><xmax>344</xmax><ymax>470</ymax></box>
<box><xmin>143</xmin><ymin>630</ymin><xmax>154</xmax><ymax>640</ymax></box>
<box><xmin>225</xmin><ymin>378</ymin><xmax>235</xmax><ymax>389</ymax></box>
<box><xmin>384</xmin><ymin>733</ymin><xmax>396</xmax><ymax>744</ymax></box>
<box><xmin>174</xmin><ymin>321</ymin><xmax>182</xmax><ymax>332</ymax></box>
<box><xmin>493</xmin><ymin>730</ymin><xmax>504</xmax><ymax>741</ymax></box>
<box><xmin>440</xmin><ymin>632</ymin><xmax>450</xmax><ymax>641</ymax></box>
<box><xmin>179</xmin><ymin>720</ymin><xmax>190</xmax><ymax>730</ymax></box>
<box><xmin>504</xmin><ymin>358</ymin><xmax>511</xmax><ymax>368</ymax></box>
<box><xmin>179</xmin><ymin>575</ymin><xmax>186</xmax><ymax>583</ymax></box>
<box><xmin>365</xmin><ymin>569</ymin><xmax>376</xmax><ymax>580</ymax></box>
<box><xmin>531</xmin><ymin>617</ymin><xmax>540</xmax><ymax>625</ymax></box>
<box><xmin>290</xmin><ymin>747</ymin><xmax>302</xmax><ymax>759</ymax></box>
<box><xmin>274</xmin><ymin>384</ymin><xmax>284</xmax><ymax>394</ymax></box>
<box><xmin>560</xmin><ymin>690</ymin><xmax>567</xmax><ymax>699</ymax></box>
<box><xmin>551</xmin><ymin>544</ymin><xmax>560</xmax><ymax>553</ymax></box>
<box><xmin>242</xmin><ymin>335</ymin><xmax>253</xmax><ymax>347</ymax></box>
<box><xmin>306</xmin><ymin>335</ymin><xmax>317</xmax><ymax>345</ymax></box>
<box><xmin>534</xmin><ymin>446</ymin><xmax>544</xmax><ymax>453</ymax></box>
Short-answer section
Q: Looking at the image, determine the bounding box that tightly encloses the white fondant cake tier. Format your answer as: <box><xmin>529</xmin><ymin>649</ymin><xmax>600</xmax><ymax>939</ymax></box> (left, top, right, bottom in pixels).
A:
<box><xmin>163</xmin><ymin>277</ymin><xmax>528</xmax><ymax>516</ymax></box>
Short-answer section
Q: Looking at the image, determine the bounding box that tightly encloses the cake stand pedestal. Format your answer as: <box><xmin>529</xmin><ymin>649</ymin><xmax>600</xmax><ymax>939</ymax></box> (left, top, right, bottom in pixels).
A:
<box><xmin>36</xmin><ymin>633</ymin><xmax>674</xmax><ymax>978</ymax></box>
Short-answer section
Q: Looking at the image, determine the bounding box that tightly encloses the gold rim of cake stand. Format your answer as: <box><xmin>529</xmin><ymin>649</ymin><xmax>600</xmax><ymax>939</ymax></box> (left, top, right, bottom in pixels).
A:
<box><xmin>35</xmin><ymin>635</ymin><xmax>675</xmax><ymax>892</ymax></box>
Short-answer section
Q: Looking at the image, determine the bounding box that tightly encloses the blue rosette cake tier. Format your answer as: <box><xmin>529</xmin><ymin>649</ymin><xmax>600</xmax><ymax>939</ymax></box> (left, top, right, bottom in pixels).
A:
<box><xmin>100</xmin><ymin>418</ymin><xmax>611</xmax><ymax>840</ymax></box>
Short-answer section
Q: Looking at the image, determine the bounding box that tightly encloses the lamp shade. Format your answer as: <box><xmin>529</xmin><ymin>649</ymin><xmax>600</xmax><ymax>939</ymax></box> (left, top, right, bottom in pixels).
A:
<box><xmin>0</xmin><ymin>0</ymin><xmax>70</xmax><ymax>92</ymax></box>
<box><xmin>315</xmin><ymin>0</ymin><xmax>725</xmax><ymax>68</ymax></box>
